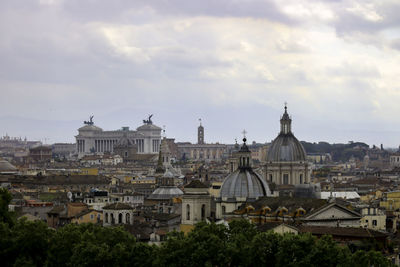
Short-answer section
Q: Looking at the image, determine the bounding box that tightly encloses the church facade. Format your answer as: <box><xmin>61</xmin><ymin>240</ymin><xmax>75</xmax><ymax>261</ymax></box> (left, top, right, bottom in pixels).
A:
<box><xmin>75</xmin><ymin>115</ymin><xmax>161</xmax><ymax>158</ymax></box>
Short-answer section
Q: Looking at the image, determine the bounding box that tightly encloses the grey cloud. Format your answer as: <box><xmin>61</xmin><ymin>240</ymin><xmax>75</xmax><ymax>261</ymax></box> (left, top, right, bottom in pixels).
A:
<box><xmin>325</xmin><ymin>62</ymin><xmax>381</xmax><ymax>78</ymax></box>
<box><xmin>328</xmin><ymin>1</ymin><xmax>400</xmax><ymax>37</ymax></box>
<box><xmin>0</xmin><ymin>0</ymin><xmax>400</xmax><ymax>146</ymax></box>
<box><xmin>390</xmin><ymin>39</ymin><xmax>400</xmax><ymax>51</ymax></box>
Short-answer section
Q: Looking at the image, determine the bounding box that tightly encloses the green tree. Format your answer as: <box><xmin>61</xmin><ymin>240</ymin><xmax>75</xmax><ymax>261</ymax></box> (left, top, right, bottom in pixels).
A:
<box><xmin>227</xmin><ymin>219</ymin><xmax>259</xmax><ymax>266</ymax></box>
<box><xmin>47</xmin><ymin>223</ymin><xmax>139</xmax><ymax>267</ymax></box>
<box><xmin>350</xmin><ymin>250</ymin><xmax>393</xmax><ymax>267</ymax></box>
<box><xmin>276</xmin><ymin>233</ymin><xmax>316</xmax><ymax>266</ymax></box>
<box><xmin>250</xmin><ymin>231</ymin><xmax>281</xmax><ymax>266</ymax></box>
<box><xmin>0</xmin><ymin>188</ymin><xmax>14</xmax><ymax>225</ymax></box>
<box><xmin>11</xmin><ymin>219</ymin><xmax>54</xmax><ymax>267</ymax></box>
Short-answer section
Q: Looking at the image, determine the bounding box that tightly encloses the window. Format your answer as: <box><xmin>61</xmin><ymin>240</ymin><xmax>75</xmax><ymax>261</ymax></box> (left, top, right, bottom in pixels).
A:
<box><xmin>90</xmin><ymin>214</ymin><xmax>94</xmax><ymax>220</ymax></box>
<box><xmin>186</xmin><ymin>204</ymin><xmax>191</xmax><ymax>220</ymax></box>
<box><xmin>152</xmin><ymin>139</ymin><xmax>160</xmax><ymax>153</ymax></box>
<box><xmin>105</xmin><ymin>213</ymin><xmax>108</xmax><ymax>223</ymax></box>
<box><xmin>201</xmin><ymin>204</ymin><xmax>206</xmax><ymax>220</ymax></box>
<box><xmin>373</xmin><ymin>220</ymin><xmax>377</xmax><ymax>226</ymax></box>
<box><xmin>118</xmin><ymin>213</ymin><xmax>123</xmax><ymax>224</ymax></box>
<box><xmin>300</xmin><ymin>174</ymin><xmax>303</xmax><ymax>184</ymax></box>
<box><xmin>222</xmin><ymin>205</ymin><xmax>226</xmax><ymax>214</ymax></box>
<box><xmin>136</xmin><ymin>139</ymin><xmax>144</xmax><ymax>153</ymax></box>
<box><xmin>126</xmin><ymin>213</ymin><xmax>130</xmax><ymax>224</ymax></box>
<box><xmin>269</xmin><ymin>174</ymin><xmax>273</xmax><ymax>182</ymax></box>
<box><xmin>283</xmin><ymin>174</ymin><xmax>289</xmax><ymax>185</ymax></box>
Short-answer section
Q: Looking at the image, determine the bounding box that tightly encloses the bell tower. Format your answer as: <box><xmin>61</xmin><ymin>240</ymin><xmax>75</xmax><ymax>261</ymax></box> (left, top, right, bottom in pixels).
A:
<box><xmin>198</xmin><ymin>119</ymin><xmax>204</xmax><ymax>145</ymax></box>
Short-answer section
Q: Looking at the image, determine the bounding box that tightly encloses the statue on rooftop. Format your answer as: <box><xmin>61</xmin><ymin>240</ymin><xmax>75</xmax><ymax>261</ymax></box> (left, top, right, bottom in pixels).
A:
<box><xmin>84</xmin><ymin>115</ymin><xmax>94</xmax><ymax>125</ymax></box>
<box><xmin>143</xmin><ymin>114</ymin><xmax>153</xmax><ymax>124</ymax></box>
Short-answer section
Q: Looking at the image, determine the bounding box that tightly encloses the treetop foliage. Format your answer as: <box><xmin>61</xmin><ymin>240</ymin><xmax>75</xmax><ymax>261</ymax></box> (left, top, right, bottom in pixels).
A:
<box><xmin>0</xmin><ymin>188</ymin><xmax>394</xmax><ymax>267</ymax></box>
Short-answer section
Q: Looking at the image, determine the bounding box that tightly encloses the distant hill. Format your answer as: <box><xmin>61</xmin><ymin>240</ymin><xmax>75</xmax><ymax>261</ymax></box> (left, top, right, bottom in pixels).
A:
<box><xmin>300</xmin><ymin>141</ymin><xmax>370</xmax><ymax>162</ymax></box>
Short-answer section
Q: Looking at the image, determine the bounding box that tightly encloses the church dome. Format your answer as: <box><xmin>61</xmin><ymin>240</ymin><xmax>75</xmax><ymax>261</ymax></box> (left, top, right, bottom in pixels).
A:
<box><xmin>220</xmin><ymin>169</ymin><xmax>270</xmax><ymax>199</ymax></box>
<box><xmin>267</xmin><ymin>105</ymin><xmax>306</xmax><ymax>162</ymax></box>
<box><xmin>220</xmin><ymin>138</ymin><xmax>271</xmax><ymax>199</ymax></box>
<box><xmin>147</xmin><ymin>186</ymin><xmax>183</xmax><ymax>200</ymax></box>
<box><xmin>0</xmin><ymin>158</ymin><xmax>17</xmax><ymax>172</ymax></box>
<box><xmin>267</xmin><ymin>133</ymin><xmax>306</xmax><ymax>162</ymax></box>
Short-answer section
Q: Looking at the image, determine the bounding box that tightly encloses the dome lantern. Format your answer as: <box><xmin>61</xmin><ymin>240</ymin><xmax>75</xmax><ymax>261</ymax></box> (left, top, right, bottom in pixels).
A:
<box><xmin>238</xmin><ymin>137</ymin><xmax>251</xmax><ymax>169</ymax></box>
<box><xmin>280</xmin><ymin>103</ymin><xmax>292</xmax><ymax>134</ymax></box>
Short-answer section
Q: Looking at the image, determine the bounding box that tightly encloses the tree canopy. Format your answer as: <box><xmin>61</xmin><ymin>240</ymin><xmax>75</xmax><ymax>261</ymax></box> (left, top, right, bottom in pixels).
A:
<box><xmin>0</xmin><ymin>189</ymin><xmax>394</xmax><ymax>266</ymax></box>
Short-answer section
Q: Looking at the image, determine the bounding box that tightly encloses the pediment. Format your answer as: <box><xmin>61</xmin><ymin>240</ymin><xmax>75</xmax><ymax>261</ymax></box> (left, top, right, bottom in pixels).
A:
<box><xmin>305</xmin><ymin>203</ymin><xmax>360</xmax><ymax>220</ymax></box>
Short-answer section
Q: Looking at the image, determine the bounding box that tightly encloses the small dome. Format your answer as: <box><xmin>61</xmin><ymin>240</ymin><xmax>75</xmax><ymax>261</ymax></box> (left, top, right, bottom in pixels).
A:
<box><xmin>147</xmin><ymin>187</ymin><xmax>183</xmax><ymax>200</ymax></box>
<box><xmin>0</xmin><ymin>158</ymin><xmax>17</xmax><ymax>172</ymax></box>
<box><xmin>220</xmin><ymin>169</ymin><xmax>270</xmax><ymax>199</ymax></box>
<box><xmin>137</xmin><ymin>124</ymin><xmax>162</xmax><ymax>131</ymax></box>
<box><xmin>267</xmin><ymin>133</ymin><xmax>306</xmax><ymax>162</ymax></box>
<box><xmin>78</xmin><ymin>124</ymin><xmax>103</xmax><ymax>132</ymax></box>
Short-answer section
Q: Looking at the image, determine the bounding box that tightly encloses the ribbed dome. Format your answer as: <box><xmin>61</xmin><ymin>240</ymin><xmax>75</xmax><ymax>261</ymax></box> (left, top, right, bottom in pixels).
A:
<box><xmin>267</xmin><ymin>104</ymin><xmax>307</xmax><ymax>162</ymax></box>
<box><xmin>0</xmin><ymin>158</ymin><xmax>17</xmax><ymax>172</ymax></box>
<box><xmin>267</xmin><ymin>133</ymin><xmax>306</xmax><ymax>162</ymax></box>
<box><xmin>220</xmin><ymin>169</ymin><xmax>270</xmax><ymax>199</ymax></box>
<box><xmin>147</xmin><ymin>187</ymin><xmax>183</xmax><ymax>200</ymax></box>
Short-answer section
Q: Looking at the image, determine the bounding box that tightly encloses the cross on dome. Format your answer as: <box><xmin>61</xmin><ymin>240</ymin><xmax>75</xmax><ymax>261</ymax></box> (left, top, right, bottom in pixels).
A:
<box><xmin>242</xmin><ymin>129</ymin><xmax>247</xmax><ymax>143</ymax></box>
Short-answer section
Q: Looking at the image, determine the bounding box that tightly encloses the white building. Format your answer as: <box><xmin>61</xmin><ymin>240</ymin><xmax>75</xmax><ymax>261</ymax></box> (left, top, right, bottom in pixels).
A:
<box><xmin>390</xmin><ymin>153</ymin><xmax>400</xmax><ymax>168</ymax></box>
<box><xmin>75</xmin><ymin>115</ymin><xmax>161</xmax><ymax>158</ymax></box>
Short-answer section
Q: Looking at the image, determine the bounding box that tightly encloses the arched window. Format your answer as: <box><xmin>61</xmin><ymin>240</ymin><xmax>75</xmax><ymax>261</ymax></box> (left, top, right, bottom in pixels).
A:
<box><xmin>186</xmin><ymin>204</ymin><xmax>191</xmax><ymax>220</ymax></box>
<box><xmin>201</xmin><ymin>204</ymin><xmax>206</xmax><ymax>220</ymax></box>
<box><xmin>118</xmin><ymin>213</ymin><xmax>123</xmax><ymax>224</ymax></box>
<box><xmin>269</xmin><ymin>174</ymin><xmax>273</xmax><ymax>182</ymax></box>
<box><xmin>111</xmin><ymin>213</ymin><xmax>114</xmax><ymax>224</ymax></box>
<box><xmin>222</xmin><ymin>205</ymin><xmax>226</xmax><ymax>214</ymax></box>
<box><xmin>105</xmin><ymin>213</ymin><xmax>108</xmax><ymax>223</ymax></box>
<box><xmin>126</xmin><ymin>213</ymin><xmax>130</xmax><ymax>224</ymax></box>
<box><xmin>300</xmin><ymin>174</ymin><xmax>303</xmax><ymax>184</ymax></box>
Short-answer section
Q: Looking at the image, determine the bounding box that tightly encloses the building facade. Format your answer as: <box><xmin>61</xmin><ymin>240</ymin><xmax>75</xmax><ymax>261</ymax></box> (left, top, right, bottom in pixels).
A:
<box><xmin>75</xmin><ymin>115</ymin><xmax>161</xmax><ymax>158</ymax></box>
<box><xmin>176</xmin><ymin>121</ymin><xmax>227</xmax><ymax>162</ymax></box>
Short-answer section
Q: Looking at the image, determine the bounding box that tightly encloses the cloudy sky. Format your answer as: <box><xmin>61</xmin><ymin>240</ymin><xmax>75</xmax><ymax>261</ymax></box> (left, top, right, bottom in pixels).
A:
<box><xmin>1</xmin><ymin>0</ymin><xmax>400</xmax><ymax>147</ymax></box>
